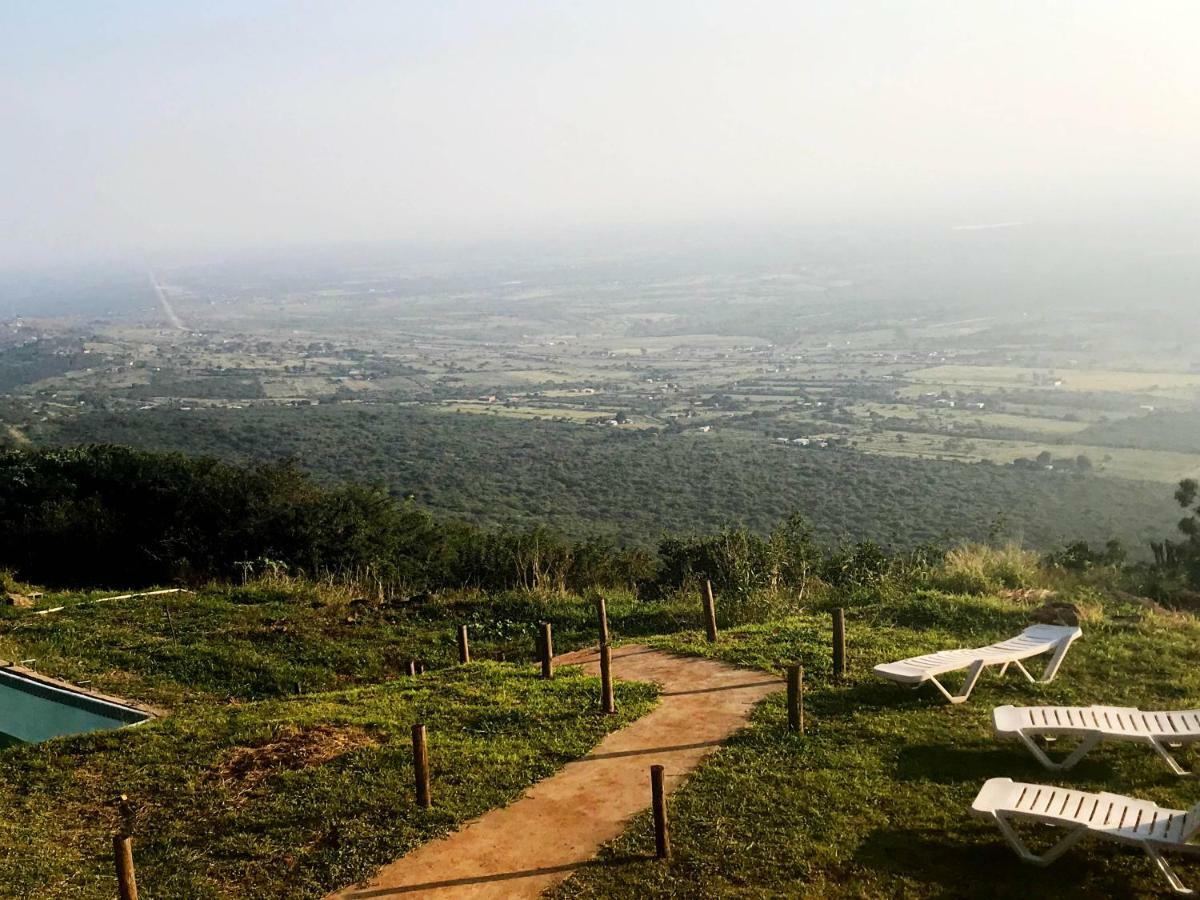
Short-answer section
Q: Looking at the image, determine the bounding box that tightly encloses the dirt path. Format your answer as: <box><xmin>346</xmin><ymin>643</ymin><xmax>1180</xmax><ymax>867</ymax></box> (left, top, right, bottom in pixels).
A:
<box><xmin>329</xmin><ymin>644</ymin><xmax>781</xmax><ymax>899</ymax></box>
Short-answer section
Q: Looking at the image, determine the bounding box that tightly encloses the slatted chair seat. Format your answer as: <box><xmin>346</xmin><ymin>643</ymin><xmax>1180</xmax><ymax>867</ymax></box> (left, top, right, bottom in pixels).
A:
<box><xmin>994</xmin><ymin>704</ymin><xmax>1200</xmax><ymax>774</ymax></box>
<box><xmin>973</xmin><ymin>778</ymin><xmax>1200</xmax><ymax>894</ymax></box>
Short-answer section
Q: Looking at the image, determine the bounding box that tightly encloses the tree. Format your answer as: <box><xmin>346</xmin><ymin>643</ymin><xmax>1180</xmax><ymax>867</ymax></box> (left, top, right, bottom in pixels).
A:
<box><xmin>1176</xmin><ymin>478</ymin><xmax>1199</xmax><ymax>540</ymax></box>
<box><xmin>1149</xmin><ymin>479</ymin><xmax>1200</xmax><ymax>588</ymax></box>
<box><xmin>1075</xmin><ymin>454</ymin><xmax>1094</xmax><ymax>472</ymax></box>
<box><xmin>1036</xmin><ymin>450</ymin><xmax>1054</xmax><ymax>467</ymax></box>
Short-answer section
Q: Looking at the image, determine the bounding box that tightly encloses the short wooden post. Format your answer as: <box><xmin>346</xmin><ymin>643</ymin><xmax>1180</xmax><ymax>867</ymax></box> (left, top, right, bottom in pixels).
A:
<box><xmin>540</xmin><ymin>621</ymin><xmax>554</xmax><ymax>679</ymax></box>
<box><xmin>599</xmin><ymin>642</ymin><xmax>616</xmax><ymax>714</ymax></box>
<box><xmin>412</xmin><ymin>723</ymin><xmax>431</xmax><ymax>808</ymax></box>
<box><xmin>787</xmin><ymin>664</ymin><xmax>804</xmax><ymax>734</ymax></box>
<box><xmin>457</xmin><ymin>624</ymin><xmax>470</xmax><ymax>664</ymax></box>
<box><xmin>702</xmin><ymin>580</ymin><xmax>718</xmax><ymax>643</ymax></box>
<box><xmin>651</xmin><ymin>764</ymin><xmax>670</xmax><ymax>859</ymax></box>
<box><xmin>832</xmin><ymin>608</ymin><xmax>846</xmax><ymax>679</ymax></box>
<box><xmin>406</xmin><ymin>659</ymin><xmax>417</xmax><ymax>677</ymax></box>
<box><xmin>113</xmin><ymin>836</ymin><xmax>138</xmax><ymax>900</ymax></box>
<box><xmin>596</xmin><ymin>594</ymin><xmax>610</xmax><ymax>646</ymax></box>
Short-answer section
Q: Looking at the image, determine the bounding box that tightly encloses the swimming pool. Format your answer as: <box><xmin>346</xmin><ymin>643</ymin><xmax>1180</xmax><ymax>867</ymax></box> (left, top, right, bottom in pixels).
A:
<box><xmin>0</xmin><ymin>667</ymin><xmax>151</xmax><ymax>744</ymax></box>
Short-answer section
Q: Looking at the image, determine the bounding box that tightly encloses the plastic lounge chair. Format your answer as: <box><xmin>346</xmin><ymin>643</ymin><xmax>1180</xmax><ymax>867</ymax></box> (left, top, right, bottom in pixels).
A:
<box><xmin>972</xmin><ymin>777</ymin><xmax>1200</xmax><ymax>894</ymax></box>
<box><xmin>872</xmin><ymin>624</ymin><xmax>1081</xmax><ymax>704</ymax></box>
<box><xmin>994</xmin><ymin>704</ymin><xmax>1200</xmax><ymax>775</ymax></box>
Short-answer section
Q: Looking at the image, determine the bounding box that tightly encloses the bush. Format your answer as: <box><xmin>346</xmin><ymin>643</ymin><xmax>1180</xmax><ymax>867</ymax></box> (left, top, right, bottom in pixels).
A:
<box><xmin>655</xmin><ymin>516</ymin><xmax>822</xmax><ymax>601</ymax></box>
<box><xmin>925</xmin><ymin>544</ymin><xmax>1039</xmax><ymax>595</ymax></box>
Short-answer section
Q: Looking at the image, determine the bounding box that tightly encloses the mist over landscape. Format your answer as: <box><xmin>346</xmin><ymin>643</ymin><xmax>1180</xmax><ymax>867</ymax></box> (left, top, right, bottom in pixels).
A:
<box><xmin>4</xmin><ymin>3</ymin><xmax>1200</xmax><ymax>899</ymax></box>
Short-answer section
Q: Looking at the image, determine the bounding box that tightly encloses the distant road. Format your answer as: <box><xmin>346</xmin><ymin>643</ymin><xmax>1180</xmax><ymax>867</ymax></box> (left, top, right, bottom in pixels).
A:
<box><xmin>147</xmin><ymin>272</ymin><xmax>186</xmax><ymax>330</ymax></box>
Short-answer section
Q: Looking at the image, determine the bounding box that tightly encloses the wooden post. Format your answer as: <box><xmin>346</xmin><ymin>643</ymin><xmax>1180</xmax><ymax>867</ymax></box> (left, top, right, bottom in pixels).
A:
<box><xmin>600</xmin><ymin>642</ymin><xmax>616</xmax><ymax>714</ymax></box>
<box><xmin>406</xmin><ymin>659</ymin><xmax>417</xmax><ymax>677</ymax></box>
<box><xmin>540</xmin><ymin>621</ymin><xmax>554</xmax><ymax>679</ymax></box>
<box><xmin>113</xmin><ymin>835</ymin><xmax>138</xmax><ymax>900</ymax></box>
<box><xmin>651</xmin><ymin>765</ymin><xmax>670</xmax><ymax>859</ymax></box>
<box><xmin>457</xmin><ymin>624</ymin><xmax>470</xmax><ymax>664</ymax></box>
<box><xmin>832</xmin><ymin>608</ymin><xmax>846</xmax><ymax>679</ymax></box>
<box><xmin>595</xmin><ymin>594</ymin><xmax>610</xmax><ymax>646</ymax></box>
<box><xmin>412</xmin><ymin>723</ymin><xmax>431</xmax><ymax>808</ymax></box>
<box><xmin>416</xmin><ymin>660</ymin><xmax>427</xmax><ymax>675</ymax></box>
<box><xmin>702</xmin><ymin>580</ymin><xmax>718</xmax><ymax>643</ymax></box>
<box><xmin>787</xmin><ymin>664</ymin><xmax>804</xmax><ymax>734</ymax></box>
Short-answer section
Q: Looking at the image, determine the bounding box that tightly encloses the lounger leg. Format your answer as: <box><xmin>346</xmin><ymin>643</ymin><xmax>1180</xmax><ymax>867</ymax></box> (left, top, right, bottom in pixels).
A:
<box><xmin>1144</xmin><ymin>844</ymin><xmax>1193</xmax><ymax>895</ymax></box>
<box><xmin>1034</xmin><ymin>639</ymin><xmax>1075</xmax><ymax>684</ymax></box>
<box><xmin>1012</xmin><ymin>659</ymin><xmax>1036</xmax><ymax>683</ymax></box>
<box><xmin>1010</xmin><ymin>639</ymin><xmax>1074</xmax><ymax>685</ymax></box>
<box><xmin>929</xmin><ymin>660</ymin><xmax>986</xmax><ymax>704</ymax></box>
<box><xmin>1149</xmin><ymin>738</ymin><xmax>1193</xmax><ymax>776</ymax></box>
<box><xmin>1015</xmin><ymin>731</ymin><xmax>1100</xmax><ymax>771</ymax></box>
<box><xmin>993</xmin><ymin>814</ymin><xmax>1086</xmax><ymax>865</ymax></box>
<box><xmin>997</xmin><ymin>661</ymin><xmax>1011</xmax><ymax>677</ymax></box>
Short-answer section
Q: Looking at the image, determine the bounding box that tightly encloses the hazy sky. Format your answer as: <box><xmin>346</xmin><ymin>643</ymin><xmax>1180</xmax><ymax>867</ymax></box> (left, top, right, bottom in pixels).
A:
<box><xmin>3</xmin><ymin>1</ymin><xmax>1199</xmax><ymax>265</ymax></box>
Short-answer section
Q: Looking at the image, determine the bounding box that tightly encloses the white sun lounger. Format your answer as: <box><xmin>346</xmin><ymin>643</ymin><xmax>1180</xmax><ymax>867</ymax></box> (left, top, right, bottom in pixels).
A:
<box><xmin>872</xmin><ymin>624</ymin><xmax>1082</xmax><ymax>704</ymax></box>
<box><xmin>972</xmin><ymin>777</ymin><xmax>1200</xmax><ymax>894</ymax></box>
<box><xmin>994</xmin><ymin>704</ymin><xmax>1200</xmax><ymax>775</ymax></box>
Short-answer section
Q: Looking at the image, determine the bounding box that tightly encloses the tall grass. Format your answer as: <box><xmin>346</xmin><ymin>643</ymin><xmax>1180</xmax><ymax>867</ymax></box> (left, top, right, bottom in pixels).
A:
<box><xmin>924</xmin><ymin>543</ymin><xmax>1040</xmax><ymax>595</ymax></box>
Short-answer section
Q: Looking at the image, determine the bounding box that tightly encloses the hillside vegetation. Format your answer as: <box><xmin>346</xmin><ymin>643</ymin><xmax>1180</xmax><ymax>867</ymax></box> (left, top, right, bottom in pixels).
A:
<box><xmin>25</xmin><ymin>406</ymin><xmax>1180</xmax><ymax>551</ymax></box>
<box><xmin>4</xmin><ymin>444</ymin><xmax>1199</xmax><ymax>606</ymax></box>
<box><xmin>4</xmin><ymin>444</ymin><xmax>1200</xmax><ymax>897</ymax></box>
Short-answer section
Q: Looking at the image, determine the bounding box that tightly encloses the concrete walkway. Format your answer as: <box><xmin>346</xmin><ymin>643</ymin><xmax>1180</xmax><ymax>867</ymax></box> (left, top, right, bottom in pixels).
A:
<box><xmin>329</xmin><ymin>644</ymin><xmax>782</xmax><ymax>899</ymax></box>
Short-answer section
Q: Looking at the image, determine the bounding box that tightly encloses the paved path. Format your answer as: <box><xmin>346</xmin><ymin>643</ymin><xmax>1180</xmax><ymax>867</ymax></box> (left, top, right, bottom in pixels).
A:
<box><xmin>329</xmin><ymin>644</ymin><xmax>782</xmax><ymax>899</ymax></box>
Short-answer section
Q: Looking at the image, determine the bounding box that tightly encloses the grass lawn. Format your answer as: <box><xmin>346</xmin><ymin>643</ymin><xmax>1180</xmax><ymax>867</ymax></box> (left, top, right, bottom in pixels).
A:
<box><xmin>555</xmin><ymin>591</ymin><xmax>1200</xmax><ymax>897</ymax></box>
<box><xmin>0</xmin><ymin>583</ymin><xmax>692</xmax><ymax>708</ymax></box>
<box><xmin>6</xmin><ymin>574</ymin><xmax>1200</xmax><ymax>898</ymax></box>
<box><xmin>0</xmin><ymin>585</ymin><xmax>659</xmax><ymax>899</ymax></box>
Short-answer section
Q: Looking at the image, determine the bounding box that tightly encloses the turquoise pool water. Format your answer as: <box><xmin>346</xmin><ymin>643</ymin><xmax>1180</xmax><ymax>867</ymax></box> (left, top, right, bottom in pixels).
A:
<box><xmin>0</xmin><ymin>669</ymin><xmax>149</xmax><ymax>744</ymax></box>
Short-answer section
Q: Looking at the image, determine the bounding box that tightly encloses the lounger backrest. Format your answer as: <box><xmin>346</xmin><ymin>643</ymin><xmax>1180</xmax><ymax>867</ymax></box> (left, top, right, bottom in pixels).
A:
<box><xmin>1020</xmin><ymin>624</ymin><xmax>1083</xmax><ymax>647</ymax></box>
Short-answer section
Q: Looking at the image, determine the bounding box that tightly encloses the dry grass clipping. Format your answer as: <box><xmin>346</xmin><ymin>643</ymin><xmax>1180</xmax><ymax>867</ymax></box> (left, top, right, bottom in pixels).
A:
<box><xmin>209</xmin><ymin>724</ymin><xmax>379</xmax><ymax>798</ymax></box>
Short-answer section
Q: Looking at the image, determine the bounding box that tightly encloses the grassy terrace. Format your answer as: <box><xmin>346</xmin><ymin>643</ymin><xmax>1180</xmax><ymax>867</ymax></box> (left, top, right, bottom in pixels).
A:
<box><xmin>0</xmin><ymin>585</ymin><xmax>658</xmax><ymax>898</ymax></box>
<box><xmin>3</xmin><ymin>566</ymin><xmax>1199</xmax><ymax>897</ymax></box>
<box><xmin>556</xmin><ymin>592</ymin><xmax>1200</xmax><ymax>898</ymax></box>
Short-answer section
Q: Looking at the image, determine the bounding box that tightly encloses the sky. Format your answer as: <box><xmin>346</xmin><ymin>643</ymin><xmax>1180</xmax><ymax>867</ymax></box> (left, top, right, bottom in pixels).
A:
<box><xmin>2</xmin><ymin>0</ymin><xmax>1199</xmax><ymax>266</ymax></box>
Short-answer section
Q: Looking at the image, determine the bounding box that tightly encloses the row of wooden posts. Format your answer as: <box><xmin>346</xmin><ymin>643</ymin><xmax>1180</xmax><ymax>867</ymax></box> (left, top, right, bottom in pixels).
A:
<box><xmin>111</xmin><ymin>586</ymin><xmax>849</xmax><ymax>886</ymax></box>
<box><xmin>427</xmin><ymin>585</ymin><xmax>849</xmax><ymax>858</ymax></box>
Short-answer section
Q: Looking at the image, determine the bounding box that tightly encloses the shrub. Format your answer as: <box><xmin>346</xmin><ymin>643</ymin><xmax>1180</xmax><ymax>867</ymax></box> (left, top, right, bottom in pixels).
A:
<box><xmin>926</xmin><ymin>544</ymin><xmax>1039</xmax><ymax>595</ymax></box>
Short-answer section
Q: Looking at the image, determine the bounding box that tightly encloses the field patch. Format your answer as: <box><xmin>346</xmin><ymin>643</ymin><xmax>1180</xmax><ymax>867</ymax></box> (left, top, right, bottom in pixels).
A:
<box><xmin>909</xmin><ymin>365</ymin><xmax>1200</xmax><ymax>397</ymax></box>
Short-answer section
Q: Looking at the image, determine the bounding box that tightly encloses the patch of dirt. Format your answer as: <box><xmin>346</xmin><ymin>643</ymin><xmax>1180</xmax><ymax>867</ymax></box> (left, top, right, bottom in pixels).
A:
<box><xmin>209</xmin><ymin>724</ymin><xmax>379</xmax><ymax>797</ymax></box>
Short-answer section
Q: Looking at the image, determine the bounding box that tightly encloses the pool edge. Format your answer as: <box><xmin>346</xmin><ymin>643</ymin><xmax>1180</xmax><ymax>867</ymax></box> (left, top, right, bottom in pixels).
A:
<box><xmin>0</xmin><ymin>660</ymin><xmax>164</xmax><ymax>722</ymax></box>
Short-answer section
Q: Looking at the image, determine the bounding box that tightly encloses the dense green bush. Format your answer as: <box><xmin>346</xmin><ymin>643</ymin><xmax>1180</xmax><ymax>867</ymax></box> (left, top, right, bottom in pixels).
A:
<box><xmin>0</xmin><ymin>445</ymin><xmax>435</xmax><ymax>587</ymax></box>
<box><xmin>29</xmin><ymin>404</ymin><xmax>1177</xmax><ymax>551</ymax></box>
<box><xmin>5</xmin><ymin>445</ymin><xmax>1197</xmax><ymax>613</ymax></box>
